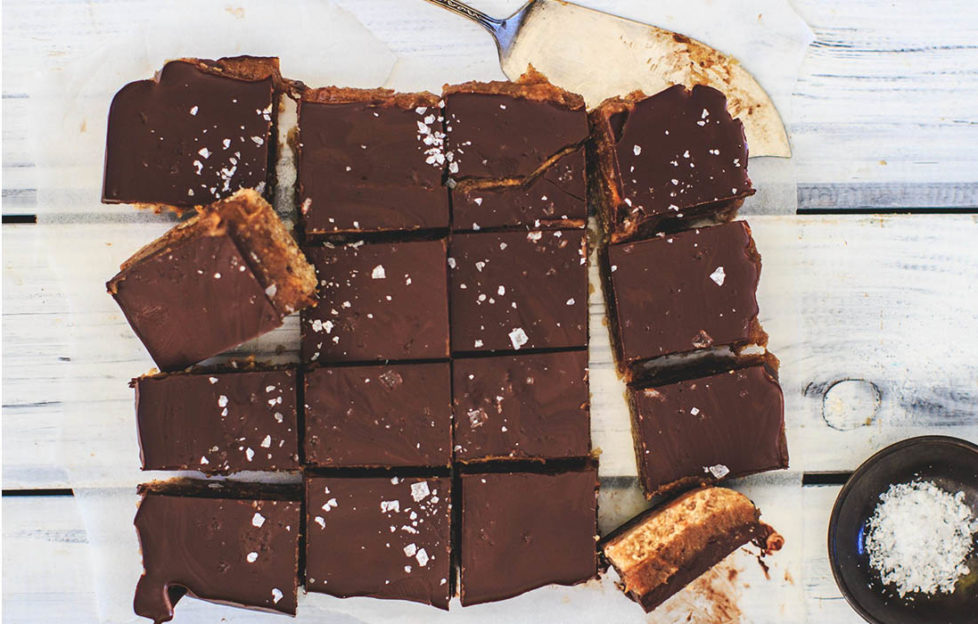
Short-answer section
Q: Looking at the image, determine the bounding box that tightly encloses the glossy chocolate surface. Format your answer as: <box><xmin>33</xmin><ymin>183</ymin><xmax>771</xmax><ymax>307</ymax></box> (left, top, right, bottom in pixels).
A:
<box><xmin>449</xmin><ymin>230</ymin><xmax>587</xmax><ymax>353</ymax></box>
<box><xmin>301</xmin><ymin>239</ymin><xmax>450</xmax><ymax>363</ymax></box>
<box><xmin>459</xmin><ymin>468</ymin><xmax>598</xmax><ymax>605</ymax></box>
<box><xmin>452</xmin><ymin>147</ymin><xmax>586</xmax><ymax>231</ymax></box>
<box><xmin>453</xmin><ymin>350</ymin><xmax>590</xmax><ymax>462</ymax></box>
<box><xmin>134</xmin><ymin>367</ymin><xmax>299</xmax><ymax>473</ymax></box>
<box><xmin>591</xmin><ymin>85</ymin><xmax>752</xmax><ymax>240</ymax></box>
<box><xmin>110</xmin><ymin>231</ymin><xmax>280</xmax><ymax>371</ymax></box>
<box><xmin>104</xmin><ymin>59</ymin><xmax>276</xmax><ymax>208</ymax></box>
<box><xmin>304</xmin><ymin>362</ymin><xmax>452</xmax><ymax>468</ymax></box>
<box><xmin>628</xmin><ymin>365</ymin><xmax>788</xmax><ymax>496</ymax></box>
<box><xmin>606</xmin><ymin>221</ymin><xmax>763</xmax><ymax>372</ymax></box>
<box><xmin>305</xmin><ymin>475</ymin><xmax>452</xmax><ymax>609</ymax></box>
<box><xmin>134</xmin><ymin>488</ymin><xmax>300</xmax><ymax>623</ymax></box>
<box><xmin>298</xmin><ymin>90</ymin><xmax>449</xmax><ymax>234</ymax></box>
<box><xmin>444</xmin><ymin>91</ymin><xmax>588</xmax><ymax>180</ymax></box>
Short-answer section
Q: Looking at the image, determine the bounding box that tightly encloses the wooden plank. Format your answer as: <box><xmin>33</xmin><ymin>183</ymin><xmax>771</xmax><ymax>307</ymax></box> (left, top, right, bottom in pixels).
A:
<box><xmin>801</xmin><ymin>485</ymin><xmax>864</xmax><ymax>624</ymax></box>
<box><xmin>2</xmin><ymin>495</ymin><xmax>100</xmax><ymax>623</ymax></box>
<box><xmin>3</xmin><ymin>0</ymin><xmax>978</xmax><ymax>215</ymax></box>
<box><xmin>4</xmin><ymin>214</ymin><xmax>977</xmax><ymax>488</ymax></box>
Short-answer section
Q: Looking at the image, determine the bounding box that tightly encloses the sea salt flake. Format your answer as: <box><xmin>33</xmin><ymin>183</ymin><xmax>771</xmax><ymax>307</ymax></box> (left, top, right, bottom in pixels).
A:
<box><xmin>371</xmin><ymin>265</ymin><xmax>386</xmax><ymax>279</ymax></box>
<box><xmin>252</xmin><ymin>513</ymin><xmax>265</xmax><ymax>527</ymax></box>
<box><xmin>271</xmin><ymin>588</ymin><xmax>283</xmax><ymax>604</ymax></box>
<box><xmin>509</xmin><ymin>328</ymin><xmax>529</xmax><ymax>350</ymax></box>
<box><xmin>633</xmin><ymin>144</ymin><xmax>642</xmax><ymax>155</ymax></box>
<box><xmin>246</xmin><ymin>552</ymin><xmax>259</xmax><ymax>563</ymax></box>
<box><xmin>710</xmin><ymin>266</ymin><xmax>726</xmax><ymax>286</ymax></box>
<box><xmin>865</xmin><ymin>479</ymin><xmax>978</xmax><ymax>597</ymax></box>
<box><xmin>705</xmin><ymin>464</ymin><xmax>729</xmax><ymax>479</ymax></box>
<box><xmin>411</xmin><ymin>481</ymin><xmax>431</xmax><ymax>502</ymax></box>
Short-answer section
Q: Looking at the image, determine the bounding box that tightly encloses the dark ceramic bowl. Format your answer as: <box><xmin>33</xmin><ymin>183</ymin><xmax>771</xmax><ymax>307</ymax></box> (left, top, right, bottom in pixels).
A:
<box><xmin>829</xmin><ymin>436</ymin><xmax>978</xmax><ymax>624</ymax></box>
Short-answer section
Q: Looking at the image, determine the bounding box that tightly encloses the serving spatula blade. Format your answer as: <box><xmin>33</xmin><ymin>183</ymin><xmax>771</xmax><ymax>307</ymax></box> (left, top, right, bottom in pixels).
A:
<box><xmin>426</xmin><ymin>0</ymin><xmax>790</xmax><ymax>157</ymax></box>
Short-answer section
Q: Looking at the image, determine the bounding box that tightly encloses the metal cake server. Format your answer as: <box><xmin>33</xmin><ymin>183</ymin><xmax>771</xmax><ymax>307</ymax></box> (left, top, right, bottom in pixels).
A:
<box><xmin>425</xmin><ymin>0</ymin><xmax>790</xmax><ymax>157</ymax></box>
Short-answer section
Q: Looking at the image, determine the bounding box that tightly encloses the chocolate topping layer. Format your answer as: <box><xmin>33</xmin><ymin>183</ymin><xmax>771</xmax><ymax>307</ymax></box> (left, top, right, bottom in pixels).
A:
<box><xmin>103</xmin><ymin>57</ymin><xmax>279</xmax><ymax>210</ymax></box>
<box><xmin>301</xmin><ymin>239</ymin><xmax>450</xmax><ymax>363</ymax></box>
<box><xmin>444</xmin><ymin>70</ymin><xmax>588</xmax><ymax>180</ymax></box>
<box><xmin>452</xmin><ymin>147</ymin><xmax>587</xmax><ymax>231</ymax></box>
<box><xmin>109</xmin><ymin>216</ymin><xmax>280</xmax><ymax>371</ymax></box>
<box><xmin>298</xmin><ymin>87</ymin><xmax>449</xmax><ymax>235</ymax></box>
<box><xmin>453</xmin><ymin>350</ymin><xmax>590</xmax><ymax>462</ymax></box>
<box><xmin>450</xmin><ymin>230</ymin><xmax>588</xmax><ymax>353</ymax></box>
<box><xmin>459</xmin><ymin>467</ymin><xmax>598</xmax><ymax>606</ymax></box>
<box><xmin>605</xmin><ymin>221</ymin><xmax>766</xmax><ymax>378</ymax></box>
<box><xmin>601</xmin><ymin>487</ymin><xmax>782</xmax><ymax>613</ymax></box>
<box><xmin>134</xmin><ymin>486</ymin><xmax>301</xmax><ymax>623</ymax></box>
<box><xmin>305</xmin><ymin>475</ymin><xmax>452</xmax><ymax>609</ymax></box>
<box><xmin>628</xmin><ymin>364</ymin><xmax>788</xmax><ymax>497</ymax></box>
<box><xmin>108</xmin><ymin>190</ymin><xmax>314</xmax><ymax>371</ymax></box>
<box><xmin>589</xmin><ymin>85</ymin><xmax>753</xmax><ymax>242</ymax></box>
<box><xmin>134</xmin><ymin>367</ymin><xmax>299</xmax><ymax>473</ymax></box>
<box><xmin>304</xmin><ymin>362</ymin><xmax>452</xmax><ymax>468</ymax></box>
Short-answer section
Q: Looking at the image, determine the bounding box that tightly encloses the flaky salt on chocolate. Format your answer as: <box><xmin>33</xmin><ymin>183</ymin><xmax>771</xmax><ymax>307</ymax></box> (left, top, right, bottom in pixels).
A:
<box><xmin>453</xmin><ymin>350</ymin><xmax>590</xmax><ymax>462</ymax></box>
<box><xmin>134</xmin><ymin>479</ymin><xmax>301</xmax><ymax>623</ymax></box>
<box><xmin>444</xmin><ymin>68</ymin><xmax>589</xmax><ymax>230</ymax></box>
<box><xmin>449</xmin><ymin>229</ymin><xmax>588</xmax><ymax>354</ymax></box>
<box><xmin>601</xmin><ymin>487</ymin><xmax>783</xmax><ymax>613</ymax></box>
<box><xmin>297</xmin><ymin>87</ymin><xmax>449</xmax><ymax>235</ymax></box>
<box><xmin>305</xmin><ymin>475</ymin><xmax>452</xmax><ymax>609</ymax></box>
<box><xmin>603</xmin><ymin>220</ymin><xmax>767</xmax><ymax>380</ymax></box>
<box><xmin>133</xmin><ymin>363</ymin><xmax>300</xmax><ymax>473</ymax></box>
<box><xmin>103</xmin><ymin>57</ymin><xmax>283</xmax><ymax>211</ymax></box>
<box><xmin>628</xmin><ymin>358</ymin><xmax>788</xmax><ymax>497</ymax></box>
<box><xmin>301</xmin><ymin>238</ymin><xmax>449</xmax><ymax>363</ymax></box>
<box><xmin>589</xmin><ymin>85</ymin><xmax>754</xmax><ymax>242</ymax></box>
<box><xmin>108</xmin><ymin>189</ymin><xmax>316</xmax><ymax>371</ymax></box>
<box><xmin>304</xmin><ymin>362</ymin><xmax>452</xmax><ymax>468</ymax></box>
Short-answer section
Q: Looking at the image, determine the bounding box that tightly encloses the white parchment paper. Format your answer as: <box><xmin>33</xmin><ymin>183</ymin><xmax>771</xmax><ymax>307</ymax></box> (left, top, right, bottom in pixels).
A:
<box><xmin>32</xmin><ymin>0</ymin><xmax>813</xmax><ymax>621</ymax></box>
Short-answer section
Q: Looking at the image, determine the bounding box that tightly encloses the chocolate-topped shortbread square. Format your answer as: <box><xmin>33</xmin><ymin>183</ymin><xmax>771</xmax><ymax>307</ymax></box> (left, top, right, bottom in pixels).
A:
<box><xmin>297</xmin><ymin>87</ymin><xmax>449</xmax><ymax>235</ymax></box>
<box><xmin>301</xmin><ymin>239</ymin><xmax>450</xmax><ymax>363</ymax></box>
<box><xmin>589</xmin><ymin>85</ymin><xmax>754</xmax><ymax>242</ymax></box>
<box><xmin>103</xmin><ymin>57</ymin><xmax>280</xmax><ymax>211</ymax></box>
<box><xmin>452</xmin><ymin>350</ymin><xmax>590</xmax><ymax>462</ymax></box>
<box><xmin>134</xmin><ymin>480</ymin><xmax>301</xmax><ymax>622</ymax></box>
<box><xmin>604</xmin><ymin>221</ymin><xmax>766</xmax><ymax>379</ymax></box>
<box><xmin>108</xmin><ymin>189</ymin><xmax>316</xmax><ymax>371</ymax></box>
<box><xmin>459</xmin><ymin>467</ymin><xmax>598</xmax><ymax>605</ymax></box>
<box><xmin>304</xmin><ymin>362</ymin><xmax>452</xmax><ymax>468</ymax></box>
<box><xmin>451</xmin><ymin>148</ymin><xmax>586</xmax><ymax>231</ymax></box>
<box><xmin>443</xmin><ymin>69</ymin><xmax>589</xmax><ymax>181</ymax></box>
<box><xmin>444</xmin><ymin>70</ymin><xmax>588</xmax><ymax>230</ymax></box>
<box><xmin>133</xmin><ymin>365</ymin><xmax>299</xmax><ymax>473</ymax></box>
<box><xmin>305</xmin><ymin>475</ymin><xmax>452</xmax><ymax>609</ymax></box>
<box><xmin>449</xmin><ymin>229</ymin><xmax>587</xmax><ymax>354</ymax></box>
<box><xmin>628</xmin><ymin>362</ymin><xmax>788</xmax><ymax>497</ymax></box>
<box><xmin>601</xmin><ymin>487</ymin><xmax>782</xmax><ymax>613</ymax></box>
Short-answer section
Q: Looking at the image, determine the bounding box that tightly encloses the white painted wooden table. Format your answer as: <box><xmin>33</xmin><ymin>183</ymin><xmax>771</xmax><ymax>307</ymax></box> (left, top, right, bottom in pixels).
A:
<box><xmin>3</xmin><ymin>1</ymin><xmax>978</xmax><ymax>623</ymax></box>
